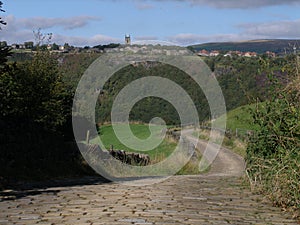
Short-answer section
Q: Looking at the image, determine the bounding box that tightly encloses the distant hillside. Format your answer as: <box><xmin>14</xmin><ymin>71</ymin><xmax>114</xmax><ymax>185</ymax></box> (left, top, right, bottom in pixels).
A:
<box><xmin>189</xmin><ymin>39</ymin><xmax>300</xmax><ymax>54</ymax></box>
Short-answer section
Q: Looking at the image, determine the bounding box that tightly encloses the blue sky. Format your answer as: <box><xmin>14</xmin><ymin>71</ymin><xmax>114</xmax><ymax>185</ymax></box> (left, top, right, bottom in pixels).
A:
<box><xmin>1</xmin><ymin>0</ymin><xmax>300</xmax><ymax>46</ymax></box>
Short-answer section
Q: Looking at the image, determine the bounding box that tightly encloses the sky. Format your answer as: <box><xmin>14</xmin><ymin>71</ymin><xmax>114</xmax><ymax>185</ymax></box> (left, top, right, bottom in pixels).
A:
<box><xmin>1</xmin><ymin>0</ymin><xmax>300</xmax><ymax>47</ymax></box>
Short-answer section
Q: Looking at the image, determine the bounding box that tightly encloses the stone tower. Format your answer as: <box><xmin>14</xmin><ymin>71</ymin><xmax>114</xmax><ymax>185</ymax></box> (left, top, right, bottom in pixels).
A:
<box><xmin>125</xmin><ymin>34</ymin><xmax>131</xmax><ymax>45</ymax></box>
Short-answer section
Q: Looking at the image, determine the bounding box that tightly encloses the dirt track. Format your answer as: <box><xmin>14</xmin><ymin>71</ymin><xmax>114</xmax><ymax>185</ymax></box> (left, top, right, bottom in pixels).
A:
<box><xmin>183</xmin><ymin>130</ymin><xmax>245</xmax><ymax>177</ymax></box>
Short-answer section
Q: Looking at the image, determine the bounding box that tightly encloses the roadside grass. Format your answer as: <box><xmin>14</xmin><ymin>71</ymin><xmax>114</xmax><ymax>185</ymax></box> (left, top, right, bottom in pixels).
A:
<box><xmin>195</xmin><ymin>104</ymin><xmax>260</xmax><ymax>158</ymax></box>
<box><xmin>195</xmin><ymin>129</ymin><xmax>247</xmax><ymax>158</ymax></box>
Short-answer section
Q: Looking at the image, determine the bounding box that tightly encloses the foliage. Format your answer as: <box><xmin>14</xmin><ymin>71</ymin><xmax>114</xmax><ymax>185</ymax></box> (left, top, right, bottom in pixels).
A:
<box><xmin>96</xmin><ymin>62</ymin><xmax>208</xmax><ymax>125</ymax></box>
<box><xmin>0</xmin><ymin>1</ymin><xmax>11</xmax><ymax>69</ymax></box>
<box><xmin>10</xmin><ymin>51</ymin><xmax>288</xmax><ymax>126</ymax></box>
<box><xmin>0</xmin><ymin>49</ymin><xmax>90</xmax><ymax>187</ymax></box>
<box><xmin>206</xmin><ymin>56</ymin><xmax>262</xmax><ymax>109</ymax></box>
<box><xmin>246</xmin><ymin>56</ymin><xmax>300</xmax><ymax>218</ymax></box>
<box><xmin>0</xmin><ymin>1</ymin><xmax>6</xmax><ymax>28</ymax></box>
<box><xmin>0</xmin><ymin>51</ymin><xmax>70</xmax><ymax>131</ymax></box>
<box><xmin>59</xmin><ymin>52</ymin><xmax>101</xmax><ymax>92</ymax></box>
<box><xmin>93</xmin><ymin>43</ymin><xmax>120</xmax><ymax>51</ymax></box>
<box><xmin>0</xmin><ymin>118</ymin><xmax>95</xmax><ymax>185</ymax></box>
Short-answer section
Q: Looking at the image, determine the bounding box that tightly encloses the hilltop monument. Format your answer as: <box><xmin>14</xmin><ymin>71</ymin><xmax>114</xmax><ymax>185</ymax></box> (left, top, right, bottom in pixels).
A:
<box><xmin>125</xmin><ymin>34</ymin><xmax>131</xmax><ymax>45</ymax></box>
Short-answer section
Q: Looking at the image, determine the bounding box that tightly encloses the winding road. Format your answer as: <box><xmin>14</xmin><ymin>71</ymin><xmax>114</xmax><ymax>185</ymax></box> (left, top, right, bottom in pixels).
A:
<box><xmin>182</xmin><ymin>129</ymin><xmax>245</xmax><ymax>177</ymax></box>
<box><xmin>0</xmin><ymin>131</ymin><xmax>298</xmax><ymax>224</ymax></box>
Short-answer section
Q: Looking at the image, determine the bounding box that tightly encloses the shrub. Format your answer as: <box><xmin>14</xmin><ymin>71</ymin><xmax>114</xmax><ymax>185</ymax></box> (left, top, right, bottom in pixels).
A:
<box><xmin>246</xmin><ymin>57</ymin><xmax>300</xmax><ymax>219</ymax></box>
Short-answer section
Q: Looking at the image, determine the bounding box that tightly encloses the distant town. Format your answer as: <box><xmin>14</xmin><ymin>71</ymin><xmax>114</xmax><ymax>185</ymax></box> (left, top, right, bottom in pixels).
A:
<box><xmin>197</xmin><ymin>49</ymin><xmax>276</xmax><ymax>58</ymax></box>
<box><xmin>0</xmin><ymin>35</ymin><xmax>284</xmax><ymax>58</ymax></box>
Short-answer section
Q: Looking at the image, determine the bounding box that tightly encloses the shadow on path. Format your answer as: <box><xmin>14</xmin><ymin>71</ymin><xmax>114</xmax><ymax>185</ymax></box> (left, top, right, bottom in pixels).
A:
<box><xmin>0</xmin><ymin>176</ymin><xmax>111</xmax><ymax>201</ymax></box>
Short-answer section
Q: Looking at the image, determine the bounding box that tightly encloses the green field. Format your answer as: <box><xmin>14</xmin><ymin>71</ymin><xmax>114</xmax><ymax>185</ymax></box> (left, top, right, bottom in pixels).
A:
<box><xmin>90</xmin><ymin>124</ymin><xmax>177</xmax><ymax>163</ymax></box>
<box><xmin>214</xmin><ymin>104</ymin><xmax>260</xmax><ymax>132</ymax></box>
<box><xmin>90</xmin><ymin>124</ymin><xmax>203</xmax><ymax>175</ymax></box>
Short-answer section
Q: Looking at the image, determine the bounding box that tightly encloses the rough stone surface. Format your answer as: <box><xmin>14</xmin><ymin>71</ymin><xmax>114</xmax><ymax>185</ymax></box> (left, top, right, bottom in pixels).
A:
<box><xmin>0</xmin><ymin>132</ymin><xmax>298</xmax><ymax>224</ymax></box>
<box><xmin>0</xmin><ymin>175</ymin><xmax>298</xmax><ymax>224</ymax></box>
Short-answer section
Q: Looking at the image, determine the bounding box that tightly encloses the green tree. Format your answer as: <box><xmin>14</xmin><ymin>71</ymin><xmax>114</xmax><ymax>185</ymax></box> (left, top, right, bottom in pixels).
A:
<box><xmin>0</xmin><ymin>50</ymin><xmax>71</xmax><ymax>131</ymax></box>
<box><xmin>0</xmin><ymin>1</ymin><xmax>11</xmax><ymax>68</ymax></box>
<box><xmin>52</xmin><ymin>43</ymin><xmax>59</xmax><ymax>51</ymax></box>
<box><xmin>21</xmin><ymin>51</ymin><xmax>70</xmax><ymax>130</ymax></box>
<box><xmin>0</xmin><ymin>65</ymin><xmax>22</xmax><ymax>117</ymax></box>
<box><xmin>0</xmin><ymin>1</ymin><xmax>6</xmax><ymax>28</ymax></box>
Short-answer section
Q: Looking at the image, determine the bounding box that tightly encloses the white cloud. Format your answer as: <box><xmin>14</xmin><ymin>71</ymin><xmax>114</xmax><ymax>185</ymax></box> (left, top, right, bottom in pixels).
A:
<box><xmin>167</xmin><ymin>33</ymin><xmax>264</xmax><ymax>45</ymax></box>
<box><xmin>238</xmin><ymin>19</ymin><xmax>300</xmax><ymax>38</ymax></box>
<box><xmin>1</xmin><ymin>15</ymin><xmax>33</xmax><ymax>43</ymax></box>
<box><xmin>135</xmin><ymin>3</ymin><xmax>155</xmax><ymax>10</ymax></box>
<box><xmin>189</xmin><ymin>0</ymin><xmax>300</xmax><ymax>9</ymax></box>
<box><xmin>17</xmin><ymin>15</ymin><xmax>101</xmax><ymax>30</ymax></box>
<box><xmin>0</xmin><ymin>15</ymin><xmax>119</xmax><ymax>46</ymax></box>
<box><xmin>53</xmin><ymin>34</ymin><xmax>121</xmax><ymax>46</ymax></box>
<box><xmin>138</xmin><ymin>0</ymin><xmax>300</xmax><ymax>9</ymax></box>
<box><xmin>135</xmin><ymin>36</ymin><xmax>158</xmax><ymax>41</ymax></box>
<box><xmin>167</xmin><ymin>18</ymin><xmax>300</xmax><ymax>45</ymax></box>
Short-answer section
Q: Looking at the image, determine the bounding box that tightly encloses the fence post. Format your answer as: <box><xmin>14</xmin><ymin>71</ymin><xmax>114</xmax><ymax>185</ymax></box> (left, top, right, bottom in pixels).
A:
<box><xmin>86</xmin><ymin>130</ymin><xmax>90</xmax><ymax>145</ymax></box>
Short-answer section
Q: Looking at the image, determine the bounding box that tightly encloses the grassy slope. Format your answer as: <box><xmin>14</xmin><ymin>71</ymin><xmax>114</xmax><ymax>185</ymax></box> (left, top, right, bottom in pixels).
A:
<box><xmin>203</xmin><ymin>104</ymin><xmax>261</xmax><ymax>158</ymax></box>
<box><xmin>214</xmin><ymin>104</ymin><xmax>260</xmax><ymax>132</ymax></box>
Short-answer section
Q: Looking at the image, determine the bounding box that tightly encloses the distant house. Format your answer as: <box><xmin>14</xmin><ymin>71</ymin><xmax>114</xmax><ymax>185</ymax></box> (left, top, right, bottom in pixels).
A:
<box><xmin>87</xmin><ymin>48</ymin><xmax>101</xmax><ymax>53</ymax></box>
<box><xmin>224</xmin><ymin>51</ymin><xmax>241</xmax><ymax>57</ymax></box>
<box><xmin>11</xmin><ymin>44</ymin><xmax>18</xmax><ymax>49</ymax></box>
<box><xmin>209</xmin><ymin>50</ymin><xmax>220</xmax><ymax>57</ymax></box>
<box><xmin>244</xmin><ymin>52</ymin><xmax>252</xmax><ymax>57</ymax></box>
<box><xmin>243</xmin><ymin>52</ymin><xmax>257</xmax><ymax>57</ymax></box>
<box><xmin>224</xmin><ymin>52</ymin><xmax>232</xmax><ymax>57</ymax></box>
<box><xmin>11</xmin><ymin>44</ymin><xmax>25</xmax><ymax>49</ymax></box>
<box><xmin>197</xmin><ymin>49</ymin><xmax>209</xmax><ymax>56</ymax></box>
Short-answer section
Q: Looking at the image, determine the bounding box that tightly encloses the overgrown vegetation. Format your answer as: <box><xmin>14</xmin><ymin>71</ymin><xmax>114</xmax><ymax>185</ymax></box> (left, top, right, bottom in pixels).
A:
<box><xmin>0</xmin><ymin>50</ymin><xmax>96</xmax><ymax>188</ymax></box>
<box><xmin>0</xmin><ymin>3</ymin><xmax>96</xmax><ymax>188</ymax></box>
<box><xmin>246</xmin><ymin>56</ymin><xmax>300</xmax><ymax>219</ymax></box>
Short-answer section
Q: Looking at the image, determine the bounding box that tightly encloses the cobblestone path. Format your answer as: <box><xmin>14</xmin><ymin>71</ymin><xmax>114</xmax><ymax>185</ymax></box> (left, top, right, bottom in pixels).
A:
<box><xmin>0</xmin><ymin>175</ymin><xmax>298</xmax><ymax>225</ymax></box>
<box><xmin>0</xmin><ymin>135</ymin><xmax>298</xmax><ymax>224</ymax></box>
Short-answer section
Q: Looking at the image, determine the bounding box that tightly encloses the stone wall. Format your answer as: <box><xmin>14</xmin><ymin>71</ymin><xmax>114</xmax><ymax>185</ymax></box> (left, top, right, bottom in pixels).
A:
<box><xmin>85</xmin><ymin>144</ymin><xmax>150</xmax><ymax>166</ymax></box>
